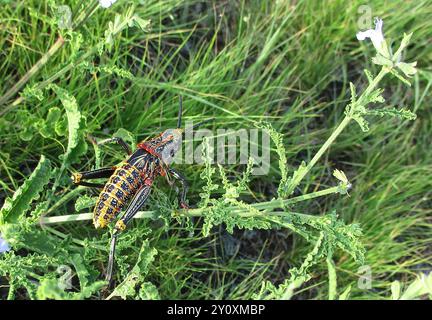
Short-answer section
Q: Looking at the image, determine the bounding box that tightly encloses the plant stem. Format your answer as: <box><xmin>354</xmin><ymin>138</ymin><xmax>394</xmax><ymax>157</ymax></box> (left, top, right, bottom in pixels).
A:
<box><xmin>39</xmin><ymin>185</ymin><xmax>341</xmax><ymax>225</ymax></box>
<box><xmin>286</xmin><ymin>67</ymin><xmax>389</xmax><ymax>195</ymax></box>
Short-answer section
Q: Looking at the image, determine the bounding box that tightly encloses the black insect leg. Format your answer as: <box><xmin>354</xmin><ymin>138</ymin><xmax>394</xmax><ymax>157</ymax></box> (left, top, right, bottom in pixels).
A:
<box><xmin>105</xmin><ymin>186</ymin><xmax>152</xmax><ymax>285</ymax></box>
<box><xmin>71</xmin><ymin>167</ymin><xmax>116</xmax><ymax>188</ymax></box>
<box><xmin>168</xmin><ymin>168</ymin><xmax>189</xmax><ymax>209</ymax></box>
<box><xmin>88</xmin><ymin>135</ymin><xmax>132</xmax><ymax>155</ymax></box>
<box><xmin>105</xmin><ymin>230</ymin><xmax>119</xmax><ymax>287</ymax></box>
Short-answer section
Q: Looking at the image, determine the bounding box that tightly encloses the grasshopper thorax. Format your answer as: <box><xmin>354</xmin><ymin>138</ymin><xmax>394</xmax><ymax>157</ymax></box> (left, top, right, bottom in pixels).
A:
<box><xmin>137</xmin><ymin>128</ymin><xmax>183</xmax><ymax>165</ymax></box>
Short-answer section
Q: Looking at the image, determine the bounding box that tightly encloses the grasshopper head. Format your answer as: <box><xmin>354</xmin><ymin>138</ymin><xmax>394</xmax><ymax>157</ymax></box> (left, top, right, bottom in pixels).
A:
<box><xmin>157</xmin><ymin>128</ymin><xmax>183</xmax><ymax>165</ymax></box>
<box><xmin>138</xmin><ymin>96</ymin><xmax>213</xmax><ymax>165</ymax></box>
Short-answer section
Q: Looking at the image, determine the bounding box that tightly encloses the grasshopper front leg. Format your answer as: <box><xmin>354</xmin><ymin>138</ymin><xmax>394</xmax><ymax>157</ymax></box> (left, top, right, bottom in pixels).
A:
<box><xmin>167</xmin><ymin>168</ymin><xmax>189</xmax><ymax>209</ymax></box>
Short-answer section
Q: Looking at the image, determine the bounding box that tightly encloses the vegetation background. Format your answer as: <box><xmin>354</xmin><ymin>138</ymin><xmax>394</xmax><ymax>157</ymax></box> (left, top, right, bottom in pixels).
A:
<box><xmin>0</xmin><ymin>0</ymin><xmax>431</xmax><ymax>299</ymax></box>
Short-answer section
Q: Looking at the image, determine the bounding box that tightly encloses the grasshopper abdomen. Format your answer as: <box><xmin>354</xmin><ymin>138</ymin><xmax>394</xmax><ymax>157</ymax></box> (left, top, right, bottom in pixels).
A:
<box><xmin>93</xmin><ymin>163</ymin><xmax>146</xmax><ymax>229</ymax></box>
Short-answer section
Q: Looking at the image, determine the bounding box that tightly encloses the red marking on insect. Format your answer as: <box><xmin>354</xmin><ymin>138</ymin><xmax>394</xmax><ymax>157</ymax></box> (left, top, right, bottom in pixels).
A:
<box><xmin>144</xmin><ymin>178</ymin><xmax>153</xmax><ymax>186</ymax></box>
<box><xmin>137</xmin><ymin>142</ymin><xmax>159</xmax><ymax>157</ymax></box>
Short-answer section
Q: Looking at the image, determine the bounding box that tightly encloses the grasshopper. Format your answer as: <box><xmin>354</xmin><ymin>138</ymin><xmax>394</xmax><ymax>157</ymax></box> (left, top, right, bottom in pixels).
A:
<box><xmin>71</xmin><ymin>97</ymin><xmax>210</xmax><ymax>284</ymax></box>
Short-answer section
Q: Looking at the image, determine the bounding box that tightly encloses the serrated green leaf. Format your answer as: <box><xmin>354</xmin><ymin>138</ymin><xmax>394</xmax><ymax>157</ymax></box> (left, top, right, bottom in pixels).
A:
<box><xmin>48</xmin><ymin>84</ymin><xmax>87</xmax><ymax>167</ymax></box>
<box><xmin>393</xmin><ymin>32</ymin><xmax>413</xmax><ymax>63</ymax></box>
<box><xmin>131</xmin><ymin>16</ymin><xmax>151</xmax><ymax>31</ymax></box>
<box><xmin>100</xmin><ymin>8</ymin><xmax>150</xmax><ymax>54</ymax></box>
<box><xmin>285</xmin><ymin>161</ymin><xmax>308</xmax><ymax>195</ymax></box>
<box><xmin>138</xmin><ymin>282</ymin><xmax>160</xmax><ymax>300</ymax></box>
<box><xmin>78</xmin><ymin>62</ymin><xmax>134</xmax><ymax>79</ymax></box>
<box><xmin>0</xmin><ymin>222</ymin><xmax>69</xmax><ymax>257</ymax></box>
<box><xmin>396</xmin><ymin>61</ymin><xmax>417</xmax><ymax>78</ymax></box>
<box><xmin>256</xmin><ymin>122</ymin><xmax>289</xmax><ymax>198</ymax></box>
<box><xmin>366</xmin><ymin>107</ymin><xmax>417</xmax><ymax>120</ymax></box>
<box><xmin>109</xmin><ymin>240</ymin><xmax>157</xmax><ymax>300</ymax></box>
<box><xmin>37</xmin><ymin>107</ymin><xmax>62</xmax><ymax>138</ymax></box>
<box><xmin>22</xmin><ymin>84</ymin><xmax>44</xmax><ymax>101</ymax></box>
<box><xmin>36</xmin><ymin>278</ymin><xmax>68</xmax><ymax>300</ymax></box>
<box><xmin>74</xmin><ymin>195</ymin><xmax>97</xmax><ymax>211</ymax></box>
<box><xmin>372</xmin><ymin>54</ymin><xmax>393</xmax><ymax>67</ymax></box>
<box><xmin>54</xmin><ymin>117</ymin><xmax>67</xmax><ymax>136</ymax></box>
<box><xmin>0</xmin><ymin>155</ymin><xmax>51</xmax><ymax>224</ymax></box>
<box><xmin>349</xmin><ymin>82</ymin><xmax>356</xmax><ymax>104</ymax></box>
<box><xmin>366</xmin><ymin>88</ymin><xmax>385</xmax><ymax>104</ymax></box>
<box><xmin>364</xmin><ymin>69</ymin><xmax>373</xmax><ymax>84</ymax></box>
<box><xmin>352</xmin><ymin>114</ymin><xmax>370</xmax><ymax>132</ymax></box>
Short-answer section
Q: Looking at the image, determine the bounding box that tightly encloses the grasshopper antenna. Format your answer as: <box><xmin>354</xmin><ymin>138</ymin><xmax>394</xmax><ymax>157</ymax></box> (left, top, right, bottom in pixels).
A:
<box><xmin>177</xmin><ymin>96</ymin><xmax>183</xmax><ymax>129</ymax></box>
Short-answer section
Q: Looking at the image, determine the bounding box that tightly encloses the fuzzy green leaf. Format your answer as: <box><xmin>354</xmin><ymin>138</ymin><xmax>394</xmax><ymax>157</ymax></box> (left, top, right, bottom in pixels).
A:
<box><xmin>372</xmin><ymin>54</ymin><xmax>393</xmax><ymax>67</ymax></box>
<box><xmin>109</xmin><ymin>240</ymin><xmax>157</xmax><ymax>300</ymax></box>
<box><xmin>396</xmin><ymin>61</ymin><xmax>417</xmax><ymax>78</ymax></box>
<box><xmin>366</xmin><ymin>107</ymin><xmax>417</xmax><ymax>120</ymax></box>
<box><xmin>0</xmin><ymin>155</ymin><xmax>51</xmax><ymax>224</ymax></box>
<box><xmin>352</xmin><ymin>114</ymin><xmax>370</xmax><ymax>132</ymax></box>
<box><xmin>22</xmin><ymin>84</ymin><xmax>44</xmax><ymax>101</ymax></box>
<box><xmin>364</xmin><ymin>69</ymin><xmax>374</xmax><ymax>84</ymax></box>
<box><xmin>78</xmin><ymin>61</ymin><xmax>134</xmax><ymax>79</ymax></box>
<box><xmin>100</xmin><ymin>7</ymin><xmax>150</xmax><ymax>54</ymax></box>
<box><xmin>131</xmin><ymin>16</ymin><xmax>151</xmax><ymax>31</ymax></box>
<box><xmin>74</xmin><ymin>195</ymin><xmax>97</xmax><ymax>211</ymax></box>
<box><xmin>138</xmin><ymin>282</ymin><xmax>160</xmax><ymax>300</ymax></box>
<box><xmin>366</xmin><ymin>88</ymin><xmax>385</xmax><ymax>104</ymax></box>
<box><xmin>48</xmin><ymin>84</ymin><xmax>87</xmax><ymax>167</ymax></box>
<box><xmin>257</xmin><ymin>122</ymin><xmax>289</xmax><ymax>198</ymax></box>
<box><xmin>286</xmin><ymin>161</ymin><xmax>308</xmax><ymax>195</ymax></box>
<box><xmin>349</xmin><ymin>82</ymin><xmax>357</xmax><ymax>104</ymax></box>
<box><xmin>36</xmin><ymin>107</ymin><xmax>62</xmax><ymax>138</ymax></box>
<box><xmin>393</xmin><ymin>32</ymin><xmax>413</xmax><ymax>63</ymax></box>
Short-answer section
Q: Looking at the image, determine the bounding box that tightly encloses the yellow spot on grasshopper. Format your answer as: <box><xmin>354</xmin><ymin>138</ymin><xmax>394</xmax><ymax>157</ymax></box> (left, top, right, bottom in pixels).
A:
<box><xmin>115</xmin><ymin>220</ymin><xmax>127</xmax><ymax>231</ymax></box>
<box><xmin>71</xmin><ymin>172</ymin><xmax>82</xmax><ymax>184</ymax></box>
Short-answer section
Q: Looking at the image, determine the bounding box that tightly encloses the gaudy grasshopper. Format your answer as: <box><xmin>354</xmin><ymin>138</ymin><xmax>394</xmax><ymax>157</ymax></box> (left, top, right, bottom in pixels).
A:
<box><xmin>71</xmin><ymin>97</ymin><xmax>211</xmax><ymax>284</ymax></box>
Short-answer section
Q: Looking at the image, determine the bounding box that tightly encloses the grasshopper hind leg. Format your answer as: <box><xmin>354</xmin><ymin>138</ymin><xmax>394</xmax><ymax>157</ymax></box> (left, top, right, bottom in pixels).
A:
<box><xmin>105</xmin><ymin>185</ymin><xmax>152</xmax><ymax>286</ymax></box>
<box><xmin>105</xmin><ymin>230</ymin><xmax>119</xmax><ymax>285</ymax></box>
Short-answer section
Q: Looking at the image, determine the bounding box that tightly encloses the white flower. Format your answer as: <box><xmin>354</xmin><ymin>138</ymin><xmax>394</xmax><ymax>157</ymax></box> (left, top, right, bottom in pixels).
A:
<box><xmin>0</xmin><ymin>234</ymin><xmax>10</xmax><ymax>253</ymax></box>
<box><xmin>357</xmin><ymin>18</ymin><xmax>389</xmax><ymax>58</ymax></box>
<box><xmin>99</xmin><ymin>0</ymin><xmax>117</xmax><ymax>8</ymax></box>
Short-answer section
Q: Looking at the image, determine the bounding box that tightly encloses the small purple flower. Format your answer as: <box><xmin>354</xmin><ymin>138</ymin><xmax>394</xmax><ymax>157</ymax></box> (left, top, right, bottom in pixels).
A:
<box><xmin>0</xmin><ymin>234</ymin><xmax>11</xmax><ymax>253</ymax></box>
